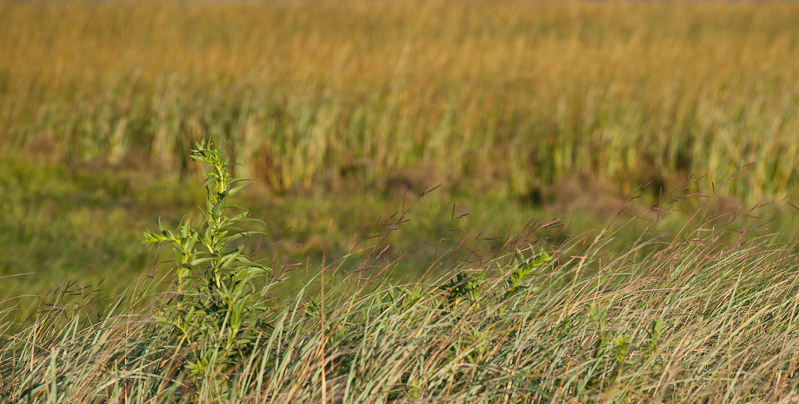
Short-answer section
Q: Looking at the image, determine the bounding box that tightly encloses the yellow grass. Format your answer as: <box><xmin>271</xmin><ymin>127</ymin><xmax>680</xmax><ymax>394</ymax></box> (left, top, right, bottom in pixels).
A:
<box><xmin>2</xmin><ymin>1</ymin><xmax>798</xmax><ymax>203</ymax></box>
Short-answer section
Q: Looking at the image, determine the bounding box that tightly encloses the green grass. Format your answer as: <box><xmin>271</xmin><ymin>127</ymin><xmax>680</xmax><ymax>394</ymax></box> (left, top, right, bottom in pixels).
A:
<box><xmin>5</xmin><ymin>147</ymin><xmax>794</xmax><ymax>318</ymax></box>
<box><xmin>0</xmin><ymin>150</ymin><xmax>609</xmax><ymax>316</ymax></box>
<box><xmin>4</xmin><ymin>142</ymin><xmax>799</xmax><ymax>402</ymax></box>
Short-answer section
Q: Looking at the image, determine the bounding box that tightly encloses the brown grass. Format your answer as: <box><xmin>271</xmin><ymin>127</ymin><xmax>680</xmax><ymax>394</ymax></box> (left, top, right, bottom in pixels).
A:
<box><xmin>1</xmin><ymin>1</ymin><xmax>798</xmax><ymax>204</ymax></box>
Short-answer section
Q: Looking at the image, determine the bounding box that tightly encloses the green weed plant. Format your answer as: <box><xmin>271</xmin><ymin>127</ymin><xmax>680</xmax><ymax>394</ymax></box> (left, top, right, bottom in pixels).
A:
<box><xmin>144</xmin><ymin>141</ymin><xmax>271</xmax><ymax>380</ymax></box>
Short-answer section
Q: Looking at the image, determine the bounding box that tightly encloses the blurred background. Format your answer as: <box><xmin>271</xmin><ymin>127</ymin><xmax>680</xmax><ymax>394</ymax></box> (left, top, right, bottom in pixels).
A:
<box><xmin>2</xmin><ymin>1</ymin><xmax>799</xmax><ymax>304</ymax></box>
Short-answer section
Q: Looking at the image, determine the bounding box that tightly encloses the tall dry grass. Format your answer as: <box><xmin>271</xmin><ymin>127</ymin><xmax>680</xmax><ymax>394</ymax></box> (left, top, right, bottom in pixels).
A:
<box><xmin>2</xmin><ymin>1</ymin><xmax>799</xmax><ymax>202</ymax></box>
<box><xmin>5</xmin><ymin>207</ymin><xmax>799</xmax><ymax>402</ymax></box>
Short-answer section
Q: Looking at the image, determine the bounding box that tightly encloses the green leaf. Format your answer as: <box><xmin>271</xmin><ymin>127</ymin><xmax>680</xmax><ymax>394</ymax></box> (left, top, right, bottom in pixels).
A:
<box><xmin>190</xmin><ymin>257</ymin><xmax>213</xmax><ymax>266</ymax></box>
<box><xmin>229</xmin><ymin>182</ymin><xmax>250</xmax><ymax>196</ymax></box>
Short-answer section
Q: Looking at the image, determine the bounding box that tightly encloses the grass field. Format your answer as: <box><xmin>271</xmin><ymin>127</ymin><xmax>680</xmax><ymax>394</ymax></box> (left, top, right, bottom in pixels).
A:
<box><xmin>3</xmin><ymin>1</ymin><xmax>799</xmax><ymax>201</ymax></box>
<box><xmin>3</xmin><ymin>1</ymin><xmax>799</xmax><ymax>402</ymax></box>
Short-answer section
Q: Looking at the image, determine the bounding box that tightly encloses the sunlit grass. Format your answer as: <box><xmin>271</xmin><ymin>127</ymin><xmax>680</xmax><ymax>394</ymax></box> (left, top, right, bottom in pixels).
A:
<box><xmin>2</xmin><ymin>1</ymin><xmax>799</xmax><ymax>203</ymax></box>
<box><xmin>4</xmin><ymin>141</ymin><xmax>799</xmax><ymax>401</ymax></box>
<box><xmin>4</xmin><ymin>194</ymin><xmax>799</xmax><ymax>402</ymax></box>
<box><xmin>3</xmin><ymin>2</ymin><xmax>799</xmax><ymax>401</ymax></box>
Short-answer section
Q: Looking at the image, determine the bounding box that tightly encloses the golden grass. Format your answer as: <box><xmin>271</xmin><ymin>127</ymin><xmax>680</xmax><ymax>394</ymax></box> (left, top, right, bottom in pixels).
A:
<box><xmin>2</xmin><ymin>1</ymin><xmax>799</xmax><ymax>203</ymax></box>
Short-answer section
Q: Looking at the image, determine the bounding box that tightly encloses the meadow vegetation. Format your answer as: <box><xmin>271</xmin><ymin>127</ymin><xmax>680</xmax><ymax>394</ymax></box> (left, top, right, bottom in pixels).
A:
<box><xmin>4</xmin><ymin>142</ymin><xmax>799</xmax><ymax>402</ymax></box>
<box><xmin>3</xmin><ymin>1</ymin><xmax>799</xmax><ymax>202</ymax></box>
<box><xmin>3</xmin><ymin>0</ymin><xmax>799</xmax><ymax>402</ymax></box>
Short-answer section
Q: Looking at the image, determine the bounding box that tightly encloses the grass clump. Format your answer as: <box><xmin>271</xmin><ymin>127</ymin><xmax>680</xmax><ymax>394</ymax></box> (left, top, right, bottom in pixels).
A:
<box><xmin>3</xmin><ymin>143</ymin><xmax>799</xmax><ymax>402</ymax></box>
